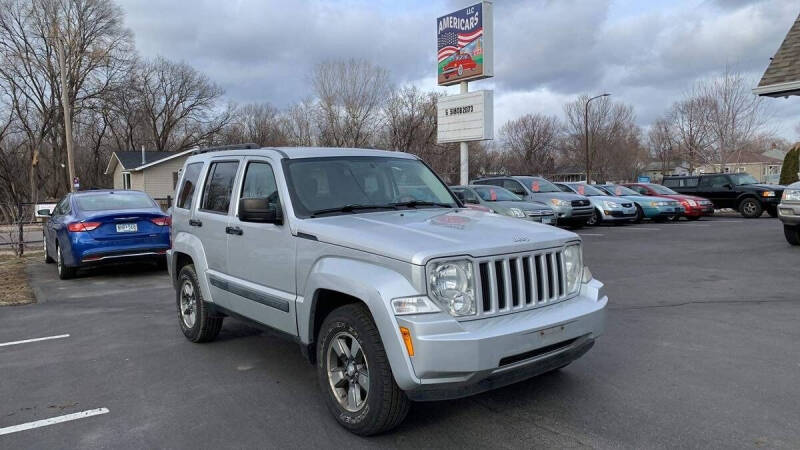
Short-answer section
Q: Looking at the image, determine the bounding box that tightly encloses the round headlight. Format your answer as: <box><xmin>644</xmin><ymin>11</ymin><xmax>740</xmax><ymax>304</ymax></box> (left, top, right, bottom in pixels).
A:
<box><xmin>429</xmin><ymin>261</ymin><xmax>475</xmax><ymax>316</ymax></box>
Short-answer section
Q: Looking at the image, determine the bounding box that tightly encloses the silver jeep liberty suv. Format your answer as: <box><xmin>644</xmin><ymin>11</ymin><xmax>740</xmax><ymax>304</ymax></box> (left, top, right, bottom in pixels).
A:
<box><xmin>167</xmin><ymin>145</ymin><xmax>608</xmax><ymax>435</ymax></box>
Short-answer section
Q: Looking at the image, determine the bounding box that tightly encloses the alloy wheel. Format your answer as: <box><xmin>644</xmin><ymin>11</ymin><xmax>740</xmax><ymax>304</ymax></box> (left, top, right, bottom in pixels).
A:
<box><xmin>743</xmin><ymin>201</ymin><xmax>757</xmax><ymax>216</ymax></box>
<box><xmin>326</xmin><ymin>331</ymin><xmax>369</xmax><ymax>412</ymax></box>
<box><xmin>179</xmin><ymin>280</ymin><xmax>197</xmax><ymax>328</ymax></box>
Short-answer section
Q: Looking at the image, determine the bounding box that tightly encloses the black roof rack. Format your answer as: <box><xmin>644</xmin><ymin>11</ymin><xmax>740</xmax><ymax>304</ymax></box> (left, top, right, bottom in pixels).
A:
<box><xmin>190</xmin><ymin>143</ymin><xmax>260</xmax><ymax>155</ymax></box>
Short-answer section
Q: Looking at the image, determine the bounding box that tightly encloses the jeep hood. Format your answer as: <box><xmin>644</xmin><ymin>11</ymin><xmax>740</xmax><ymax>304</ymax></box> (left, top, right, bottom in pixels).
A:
<box><xmin>296</xmin><ymin>208</ymin><xmax>578</xmax><ymax>265</ymax></box>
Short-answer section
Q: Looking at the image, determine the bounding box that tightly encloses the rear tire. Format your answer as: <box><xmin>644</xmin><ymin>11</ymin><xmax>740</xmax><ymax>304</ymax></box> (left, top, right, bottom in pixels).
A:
<box><xmin>56</xmin><ymin>245</ymin><xmax>76</xmax><ymax>280</ymax></box>
<box><xmin>44</xmin><ymin>235</ymin><xmax>54</xmax><ymax>264</ymax></box>
<box><xmin>785</xmin><ymin>225</ymin><xmax>800</xmax><ymax>246</ymax></box>
<box><xmin>176</xmin><ymin>264</ymin><xmax>223</xmax><ymax>343</ymax></box>
<box><xmin>317</xmin><ymin>303</ymin><xmax>410</xmax><ymax>436</ymax></box>
<box><xmin>739</xmin><ymin>198</ymin><xmax>763</xmax><ymax>218</ymax></box>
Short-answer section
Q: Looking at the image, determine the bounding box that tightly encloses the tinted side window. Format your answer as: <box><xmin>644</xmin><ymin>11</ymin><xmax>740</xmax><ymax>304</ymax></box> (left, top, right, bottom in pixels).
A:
<box><xmin>201</xmin><ymin>161</ymin><xmax>239</xmax><ymax>213</ymax></box>
<box><xmin>241</xmin><ymin>162</ymin><xmax>279</xmax><ymax>205</ymax></box>
<box><xmin>177</xmin><ymin>163</ymin><xmax>203</xmax><ymax>209</ymax></box>
<box><xmin>461</xmin><ymin>189</ymin><xmax>479</xmax><ymax>203</ymax></box>
<box><xmin>662</xmin><ymin>179</ymin><xmax>679</xmax><ymax>188</ymax></box>
<box><xmin>503</xmin><ymin>180</ymin><xmax>526</xmax><ymax>195</ymax></box>
<box><xmin>701</xmin><ymin>175</ymin><xmax>728</xmax><ymax>188</ymax></box>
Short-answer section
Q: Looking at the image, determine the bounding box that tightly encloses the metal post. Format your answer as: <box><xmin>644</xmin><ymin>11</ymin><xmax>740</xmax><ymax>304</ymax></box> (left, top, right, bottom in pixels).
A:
<box><xmin>17</xmin><ymin>202</ymin><xmax>24</xmax><ymax>257</ymax></box>
<box><xmin>58</xmin><ymin>39</ymin><xmax>76</xmax><ymax>193</ymax></box>
<box><xmin>584</xmin><ymin>100</ymin><xmax>590</xmax><ymax>184</ymax></box>
<box><xmin>459</xmin><ymin>81</ymin><xmax>469</xmax><ymax>185</ymax></box>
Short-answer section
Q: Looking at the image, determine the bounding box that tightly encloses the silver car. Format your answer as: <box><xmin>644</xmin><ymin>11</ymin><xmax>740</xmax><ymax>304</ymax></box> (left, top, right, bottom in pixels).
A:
<box><xmin>556</xmin><ymin>182</ymin><xmax>638</xmax><ymax>225</ymax></box>
<box><xmin>472</xmin><ymin>176</ymin><xmax>594</xmax><ymax>227</ymax></box>
<box><xmin>168</xmin><ymin>146</ymin><xmax>607</xmax><ymax>435</ymax></box>
<box><xmin>451</xmin><ymin>185</ymin><xmax>555</xmax><ymax>224</ymax></box>
<box><xmin>779</xmin><ymin>181</ymin><xmax>800</xmax><ymax>245</ymax></box>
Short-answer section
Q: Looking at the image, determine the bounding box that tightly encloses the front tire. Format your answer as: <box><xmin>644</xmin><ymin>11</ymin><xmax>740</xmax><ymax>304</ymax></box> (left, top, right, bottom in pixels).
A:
<box><xmin>317</xmin><ymin>303</ymin><xmax>410</xmax><ymax>436</ymax></box>
<box><xmin>785</xmin><ymin>225</ymin><xmax>800</xmax><ymax>246</ymax></box>
<box><xmin>586</xmin><ymin>209</ymin><xmax>601</xmax><ymax>226</ymax></box>
<box><xmin>739</xmin><ymin>198</ymin><xmax>763</xmax><ymax>218</ymax></box>
<box><xmin>631</xmin><ymin>205</ymin><xmax>644</xmax><ymax>224</ymax></box>
<box><xmin>56</xmin><ymin>245</ymin><xmax>76</xmax><ymax>280</ymax></box>
<box><xmin>176</xmin><ymin>264</ymin><xmax>223</xmax><ymax>343</ymax></box>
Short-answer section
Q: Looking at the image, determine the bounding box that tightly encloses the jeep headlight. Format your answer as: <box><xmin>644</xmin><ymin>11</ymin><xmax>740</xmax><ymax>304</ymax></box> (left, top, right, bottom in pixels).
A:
<box><xmin>603</xmin><ymin>200</ymin><xmax>620</xmax><ymax>209</ymax></box>
<box><xmin>550</xmin><ymin>198</ymin><xmax>569</xmax><ymax>207</ymax></box>
<box><xmin>783</xmin><ymin>189</ymin><xmax>800</xmax><ymax>201</ymax></box>
<box><xmin>428</xmin><ymin>260</ymin><xmax>476</xmax><ymax>316</ymax></box>
<box><xmin>564</xmin><ymin>244</ymin><xmax>583</xmax><ymax>295</ymax></box>
<box><xmin>508</xmin><ymin>207</ymin><xmax>525</xmax><ymax>217</ymax></box>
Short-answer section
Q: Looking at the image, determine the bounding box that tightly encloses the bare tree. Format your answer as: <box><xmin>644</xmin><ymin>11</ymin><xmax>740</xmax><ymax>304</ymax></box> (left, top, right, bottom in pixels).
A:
<box><xmin>699</xmin><ymin>68</ymin><xmax>769</xmax><ymax>167</ymax></box>
<box><xmin>649</xmin><ymin>116</ymin><xmax>677</xmax><ymax>176</ymax></box>
<box><xmin>383</xmin><ymin>86</ymin><xmax>437</xmax><ymax>153</ymax></box>
<box><xmin>312</xmin><ymin>59</ymin><xmax>390</xmax><ymax>148</ymax></box>
<box><xmin>223</xmin><ymin>102</ymin><xmax>287</xmax><ymax>147</ymax></box>
<box><xmin>283</xmin><ymin>98</ymin><xmax>317</xmax><ymax>147</ymax></box>
<box><xmin>136</xmin><ymin>56</ymin><xmax>231</xmax><ymax>151</ymax></box>
<box><xmin>498</xmin><ymin>113</ymin><xmax>560</xmax><ymax>175</ymax></box>
<box><xmin>669</xmin><ymin>92</ymin><xmax>715</xmax><ymax>171</ymax></box>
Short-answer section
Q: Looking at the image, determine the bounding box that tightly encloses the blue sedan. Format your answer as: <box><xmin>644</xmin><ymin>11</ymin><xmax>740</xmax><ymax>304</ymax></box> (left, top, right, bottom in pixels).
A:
<box><xmin>41</xmin><ymin>190</ymin><xmax>171</xmax><ymax>279</ymax></box>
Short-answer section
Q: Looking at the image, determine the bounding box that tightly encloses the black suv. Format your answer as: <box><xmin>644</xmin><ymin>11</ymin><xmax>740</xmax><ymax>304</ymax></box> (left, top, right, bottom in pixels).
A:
<box><xmin>662</xmin><ymin>173</ymin><xmax>784</xmax><ymax>218</ymax></box>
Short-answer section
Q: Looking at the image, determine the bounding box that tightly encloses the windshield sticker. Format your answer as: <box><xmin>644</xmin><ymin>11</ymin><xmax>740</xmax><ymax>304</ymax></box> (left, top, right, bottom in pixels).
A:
<box><xmin>615</xmin><ymin>187</ymin><xmax>623</xmax><ymax>196</ymax></box>
<box><xmin>490</xmin><ymin>189</ymin><xmax>497</xmax><ymax>200</ymax></box>
<box><xmin>577</xmin><ymin>185</ymin><xmax>585</xmax><ymax>195</ymax></box>
<box><xmin>531</xmin><ymin>181</ymin><xmax>540</xmax><ymax>192</ymax></box>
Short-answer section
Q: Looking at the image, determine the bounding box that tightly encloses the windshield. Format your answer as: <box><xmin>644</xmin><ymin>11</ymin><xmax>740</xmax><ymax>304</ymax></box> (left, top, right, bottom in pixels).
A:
<box><xmin>567</xmin><ymin>184</ymin><xmax>605</xmax><ymax>196</ymax></box>
<box><xmin>648</xmin><ymin>184</ymin><xmax>678</xmax><ymax>195</ymax></box>
<box><xmin>285</xmin><ymin>156</ymin><xmax>457</xmax><ymax>217</ymax></box>
<box><xmin>75</xmin><ymin>192</ymin><xmax>156</xmax><ymax>211</ymax></box>
<box><xmin>602</xmin><ymin>185</ymin><xmax>639</xmax><ymax>196</ymax></box>
<box><xmin>521</xmin><ymin>177</ymin><xmax>561</xmax><ymax>193</ymax></box>
<box><xmin>729</xmin><ymin>173</ymin><xmax>759</xmax><ymax>185</ymax></box>
<box><xmin>473</xmin><ymin>186</ymin><xmax>521</xmax><ymax>201</ymax></box>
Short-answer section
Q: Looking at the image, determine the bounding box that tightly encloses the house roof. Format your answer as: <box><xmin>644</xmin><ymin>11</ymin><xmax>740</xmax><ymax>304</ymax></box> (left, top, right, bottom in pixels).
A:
<box><xmin>754</xmin><ymin>13</ymin><xmax>800</xmax><ymax>97</ymax></box>
<box><xmin>105</xmin><ymin>149</ymin><xmax>196</xmax><ymax>175</ymax></box>
<box><xmin>728</xmin><ymin>151</ymin><xmax>783</xmax><ymax>164</ymax></box>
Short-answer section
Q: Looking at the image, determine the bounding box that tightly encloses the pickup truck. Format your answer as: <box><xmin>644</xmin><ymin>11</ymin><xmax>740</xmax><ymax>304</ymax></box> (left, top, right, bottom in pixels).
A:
<box><xmin>167</xmin><ymin>146</ymin><xmax>607</xmax><ymax>435</ymax></box>
<box><xmin>662</xmin><ymin>173</ymin><xmax>784</xmax><ymax>218</ymax></box>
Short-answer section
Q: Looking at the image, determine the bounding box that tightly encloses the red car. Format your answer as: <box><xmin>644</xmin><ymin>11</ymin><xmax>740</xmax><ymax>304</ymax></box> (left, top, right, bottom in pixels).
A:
<box><xmin>443</xmin><ymin>54</ymin><xmax>477</xmax><ymax>78</ymax></box>
<box><xmin>624</xmin><ymin>183</ymin><xmax>714</xmax><ymax>220</ymax></box>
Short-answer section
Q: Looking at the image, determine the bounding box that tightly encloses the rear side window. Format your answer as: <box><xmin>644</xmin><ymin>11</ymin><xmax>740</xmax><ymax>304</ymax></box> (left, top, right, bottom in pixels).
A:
<box><xmin>662</xmin><ymin>178</ymin><xmax>679</xmax><ymax>187</ymax></box>
<box><xmin>502</xmin><ymin>180</ymin><xmax>527</xmax><ymax>195</ymax></box>
<box><xmin>177</xmin><ymin>163</ymin><xmax>203</xmax><ymax>209</ymax></box>
<box><xmin>75</xmin><ymin>193</ymin><xmax>155</xmax><ymax>211</ymax></box>
<box><xmin>201</xmin><ymin>161</ymin><xmax>239</xmax><ymax>213</ymax></box>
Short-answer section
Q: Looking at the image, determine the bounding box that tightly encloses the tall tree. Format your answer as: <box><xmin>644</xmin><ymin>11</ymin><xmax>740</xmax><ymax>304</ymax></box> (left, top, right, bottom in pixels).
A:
<box><xmin>498</xmin><ymin>113</ymin><xmax>560</xmax><ymax>175</ymax></box>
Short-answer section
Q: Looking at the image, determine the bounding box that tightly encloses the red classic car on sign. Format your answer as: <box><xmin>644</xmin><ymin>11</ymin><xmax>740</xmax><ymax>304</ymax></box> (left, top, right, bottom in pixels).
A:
<box><xmin>443</xmin><ymin>53</ymin><xmax>477</xmax><ymax>79</ymax></box>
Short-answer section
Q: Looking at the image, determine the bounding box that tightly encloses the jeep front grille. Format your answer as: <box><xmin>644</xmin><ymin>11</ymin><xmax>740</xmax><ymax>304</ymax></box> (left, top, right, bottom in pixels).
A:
<box><xmin>475</xmin><ymin>249</ymin><xmax>569</xmax><ymax>319</ymax></box>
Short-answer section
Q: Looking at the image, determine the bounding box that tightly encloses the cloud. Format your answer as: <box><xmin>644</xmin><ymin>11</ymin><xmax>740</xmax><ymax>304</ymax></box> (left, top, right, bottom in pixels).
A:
<box><xmin>117</xmin><ymin>0</ymin><xmax>800</xmax><ymax>140</ymax></box>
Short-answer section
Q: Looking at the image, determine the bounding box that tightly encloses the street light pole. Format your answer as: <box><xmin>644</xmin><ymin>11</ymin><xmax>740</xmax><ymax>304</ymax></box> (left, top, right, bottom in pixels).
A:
<box><xmin>584</xmin><ymin>93</ymin><xmax>610</xmax><ymax>183</ymax></box>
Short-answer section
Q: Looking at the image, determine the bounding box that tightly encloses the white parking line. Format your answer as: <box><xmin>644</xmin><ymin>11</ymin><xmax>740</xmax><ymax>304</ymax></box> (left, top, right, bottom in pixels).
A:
<box><xmin>0</xmin><ymin>408</ymin><xmax>109</xmax><ymax>436</ymax></box>
<box><xmin>625</xmin><ymin>227</ymin><xmax>661</xmax><ymax>231</ymax></box>
<box><xmin>0</xmin><ymin>334</ymin><xmax>70</xmax><ymax>348</ymax></box>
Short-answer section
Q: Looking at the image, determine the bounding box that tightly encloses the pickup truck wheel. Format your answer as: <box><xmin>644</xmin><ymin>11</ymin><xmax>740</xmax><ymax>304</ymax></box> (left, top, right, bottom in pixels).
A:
<box><xmin>317</xmin><ymin>303</ymin><xmax>410</xmax><ymax>436</ymax></box>
<box><xmin>739</xmin><ymin>198</ymin><xmax>762</xmax><ymax>218</ymax></box>
<box><xmin>176</xmin><ymin>264</ymin><xmax>223</xmax><ymax>343</ymax></box>
<box><xmin>785</xmin><ymin>225</ymin><xmax>800</xmax><ymax>246</ymax></box>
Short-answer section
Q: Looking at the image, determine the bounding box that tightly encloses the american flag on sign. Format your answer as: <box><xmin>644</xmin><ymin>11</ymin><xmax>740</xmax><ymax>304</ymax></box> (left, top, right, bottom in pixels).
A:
<box><xmin>437</xmin><ymin>27</ymin><xmax>483</xmax><ymax>63</ymax></box>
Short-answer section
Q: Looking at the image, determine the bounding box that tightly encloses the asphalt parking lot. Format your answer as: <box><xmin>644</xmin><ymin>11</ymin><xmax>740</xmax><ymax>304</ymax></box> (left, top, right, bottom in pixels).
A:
<box><xmin>1</xmin><ymin>216</ymin><xmax>798</xmax><ymax>448</ymax></box>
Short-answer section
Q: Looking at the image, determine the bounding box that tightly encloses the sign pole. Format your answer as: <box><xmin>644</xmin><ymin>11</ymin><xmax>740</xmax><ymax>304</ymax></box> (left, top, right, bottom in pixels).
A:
<box><xmin>459</xmin><ymin>81</ymin><xmax>469</xmax><ymax>185</ymax></box>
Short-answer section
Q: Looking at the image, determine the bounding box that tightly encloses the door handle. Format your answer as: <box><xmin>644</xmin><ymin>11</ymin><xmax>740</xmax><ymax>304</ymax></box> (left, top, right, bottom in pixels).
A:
<box><xmin>225</xmin><ymin>226</ymin><xmax>243</xmax><ymax>236</ymax></box>
<box><xmin>189</xmin><ymin>219</ymin><xmax>202</xmax><ymax>227</ymax></box>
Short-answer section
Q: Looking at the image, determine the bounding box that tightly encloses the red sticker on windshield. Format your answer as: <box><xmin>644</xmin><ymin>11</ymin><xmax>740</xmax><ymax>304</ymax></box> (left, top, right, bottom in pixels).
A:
<box><xmin>578</xmin><ymin>185</ymin><xmax>585</xmax><ymax>195</ymax></box>
<box><xmin>490</xmin><ymin>189</ymin><xmax>497</xmax><ymax>201</ymax></box>
<box><xmin>531</xmin><ymin>181</ymin><xmax>540</xmax><ymax>192</ymax></box>
<box><xmin>615</xmin><ymin>187</ymin><xmax>623</xmax><ymax>195</ymax></box>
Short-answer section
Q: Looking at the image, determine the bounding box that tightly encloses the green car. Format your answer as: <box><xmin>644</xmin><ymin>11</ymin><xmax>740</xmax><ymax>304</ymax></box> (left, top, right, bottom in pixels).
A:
<box><xmin>595</xmin><ymin>184</ymin><xmax>683</xmax><ymax>223</ymax></box>
<box><xmin>451</xmin><ymin>185</ymin><xmax>556</xmax><ymax>224</ymax></box>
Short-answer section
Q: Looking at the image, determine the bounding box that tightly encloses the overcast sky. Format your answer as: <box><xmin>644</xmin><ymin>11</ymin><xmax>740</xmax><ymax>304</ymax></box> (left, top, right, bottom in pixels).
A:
<box><xmin>118</xmin><ymin>0</ymin><xmax>799</xmax><ymax>142</ymax></box>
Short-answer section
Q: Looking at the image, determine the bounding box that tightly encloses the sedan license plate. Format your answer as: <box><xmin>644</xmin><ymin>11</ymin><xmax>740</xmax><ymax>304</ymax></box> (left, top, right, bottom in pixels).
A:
<box><xmin>116</xmin><ymin>223</ymin><xmax>137</xmax><ymax>233</ymax></box>
<box><xmin>542</xmin><ymin>216</ymin><xmax>553</xmax><ymax>224</ymax></box>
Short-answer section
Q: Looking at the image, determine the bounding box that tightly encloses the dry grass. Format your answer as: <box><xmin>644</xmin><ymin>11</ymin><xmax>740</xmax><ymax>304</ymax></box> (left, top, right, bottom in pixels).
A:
<box><xmin>0</xmin><ymin>252</ymin><xmax>36</xmax><ymax>306</ymax></box>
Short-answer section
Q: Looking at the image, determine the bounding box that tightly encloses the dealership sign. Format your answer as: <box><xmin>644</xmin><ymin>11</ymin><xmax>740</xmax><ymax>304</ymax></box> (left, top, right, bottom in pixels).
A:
<box><xmin>437</xmin><ymin>2</ymin><xmax>493</xmax><ymax>86</ymax></box>
<box><xmin>436</xmin><ymin>90</ymin><xmax>493</xmax><ymax>143</ymax></box>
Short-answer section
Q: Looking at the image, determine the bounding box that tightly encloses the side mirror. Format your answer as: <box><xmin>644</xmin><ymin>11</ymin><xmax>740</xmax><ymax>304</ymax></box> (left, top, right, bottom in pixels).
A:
<box><xmin>37</xmin><ymin>209</ymin><xmax>51</xmax><ymax>217</ymax></box>
<box><xmin>239</xmin><ymin>197</ymin><xmax>283</xmax><ymax>225</ymax></box>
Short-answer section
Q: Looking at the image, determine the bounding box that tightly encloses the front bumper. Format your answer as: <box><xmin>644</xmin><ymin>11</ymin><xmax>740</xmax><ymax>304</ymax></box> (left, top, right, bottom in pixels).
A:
<box><xmin>554</xmin><ymin>205</ymin><xmax>593</xmax><ymax>223</ymax></box>
<box><xmin>599</xmin><ymin>206</ymin><xmax>637</xmax><ymax>221</ymax></box>
<box><xmin>395</xmin><ymin>279</ymin><xmax>607</xmax><ymax>400</ymax></box>
<box><xmin>682</xmin><ymin>204</ymin><xmax>714</xmax><ymax>217</ymax></box>
<box><xmin>778</xmin><ymin>202</ymin><xmax>800</xmax><ymax>225</ymax></box>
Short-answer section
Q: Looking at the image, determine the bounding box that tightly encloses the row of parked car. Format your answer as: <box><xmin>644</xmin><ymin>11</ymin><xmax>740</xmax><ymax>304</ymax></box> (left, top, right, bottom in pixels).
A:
<box><xmin>450</xmin><ymin>175</ymin><xmax>714</xmax><ymax>228</ymax></box>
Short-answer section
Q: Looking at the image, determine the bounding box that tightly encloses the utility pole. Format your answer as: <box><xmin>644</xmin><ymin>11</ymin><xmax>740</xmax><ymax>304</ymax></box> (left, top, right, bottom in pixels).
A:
<box><xmin>584</xmin><ymin>93</ymin><xmax>610</xmax><ymax>183</ymax></box>
<box><xmin>57</xmin><ymin>37</ymin><xmax>76</xmax><ymax>193</ymax></box>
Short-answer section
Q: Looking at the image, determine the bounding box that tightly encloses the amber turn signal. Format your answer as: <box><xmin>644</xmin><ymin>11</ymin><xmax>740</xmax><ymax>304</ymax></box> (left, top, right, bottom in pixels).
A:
<box><xmin>399</xmin><ymin>327</ymin><xmax>414</xmax><ymax>357</ymax></box>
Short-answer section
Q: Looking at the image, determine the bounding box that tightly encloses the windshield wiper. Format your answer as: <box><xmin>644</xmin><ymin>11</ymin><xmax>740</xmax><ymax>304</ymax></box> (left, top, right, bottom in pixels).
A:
<box><xmin>309</xmin><ymin>204</ymin><xmax>395</xmax><ymax>218</ymax></box>
<box><xmin>391</xmin><ymin>200</ymin><xmax>453</xmax><ymax>209</ymax></box>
